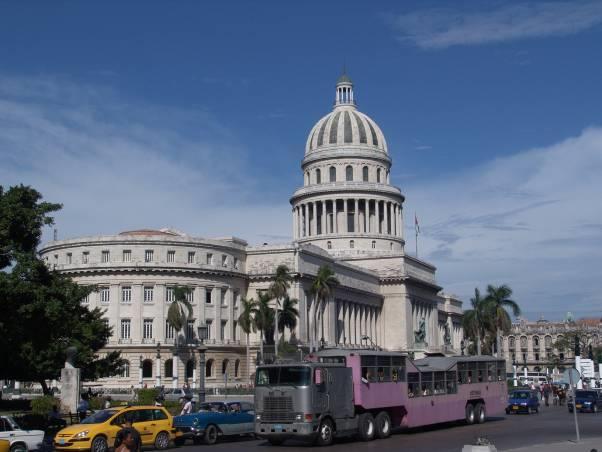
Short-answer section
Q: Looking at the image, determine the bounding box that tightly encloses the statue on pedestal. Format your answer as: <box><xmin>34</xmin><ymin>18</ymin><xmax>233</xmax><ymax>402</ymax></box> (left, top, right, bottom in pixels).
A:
<box><xmin>414</xmin><ymin>318</ymin><xmax>427</xmax><ymax>345</ymax></box>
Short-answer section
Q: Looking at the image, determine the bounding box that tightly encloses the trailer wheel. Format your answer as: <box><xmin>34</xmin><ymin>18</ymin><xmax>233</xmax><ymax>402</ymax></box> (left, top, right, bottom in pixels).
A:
<box><xmin>315</xmin><ymin>418</ymin><xmax>334</xmax><ymax>446</ymax></box>
<box><xmin>358</xmin><ymin>413</ymin><xmax>375</xmax><ymax>441</ymax></box>
<box><xmin>475</xmin><ymin>403</ymin><xmax>486</xmax><ymax>424</ymax></box>
<box><xmin>375</xmin><ymin>411</ymin><xmax>391</xmax><ymax>439</ymax></box>
<box><xmin>465</xmin><ymin>404</ymin><xmax>475</xmax><ymax>425</ymax></box>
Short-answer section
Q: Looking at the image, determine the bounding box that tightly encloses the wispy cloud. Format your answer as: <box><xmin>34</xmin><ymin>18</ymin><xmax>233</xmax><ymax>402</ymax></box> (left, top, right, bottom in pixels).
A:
<box><xmin>389</xmin><ymin>1</ymin><xmax>602</xmax><ymax>49</ymax></box>
<box><xmin>0</xmin><ymin>75</ymin><xmax>291</xmax><ymax>245</ymax></box>
<box><xmin>404</xmin><ymin>126</ymin><xmax>602</xmax><ymax>319</ymax></box>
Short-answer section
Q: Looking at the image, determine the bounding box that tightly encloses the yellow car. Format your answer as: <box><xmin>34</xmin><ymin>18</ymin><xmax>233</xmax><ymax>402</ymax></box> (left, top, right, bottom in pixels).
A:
<box><xmin>0</xmin><ymin>439</ymin><xmax>9</xmax><ymax>452</ymax></box>
<box><xmin>55</xmin><ymin>405</ymin><xmax>176</xmax><ymax>452</ymax></box>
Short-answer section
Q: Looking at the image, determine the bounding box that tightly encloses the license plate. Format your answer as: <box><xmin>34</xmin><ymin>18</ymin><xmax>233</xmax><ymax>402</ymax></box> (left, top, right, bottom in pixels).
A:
<box><xmin>512</xmin><ymin>405</ymin><xmax>519</xmax><ymax>410</ymax></box>
<box><xmin>576</xmin><ymin>404</ymin><xmax>582</xmax><ymax>408</ymax></box>
<box><xmin>274</xmin><ymin>424</ymin><xmax>283</xmax><ymax>431</ymax></box>
<box><xmin>59</xmin><ymin>439</ymin><xmax>66</xmax><ymax>445</ymax></box>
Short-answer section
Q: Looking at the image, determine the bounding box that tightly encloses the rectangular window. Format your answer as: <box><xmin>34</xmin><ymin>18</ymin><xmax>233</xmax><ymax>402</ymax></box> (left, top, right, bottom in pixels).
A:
<box><xmin>535</xmin><ymin>353</ymin><xmax>540</xmax><ymax>361</ymax></box>
<box><xmin>221</xmin><ymin>255</ymin><xmax>227</xmax><ymax>267</ymax></box>
<box><xmin>233</xmin><ymin>320</ymin><xmax>237</xmax><ymax>341</ymax></box>
<box><xmin>103</xmin><ymin>318</ymin><xmax>110</xmax><ymax>331</ymax></box>
<box><xmin>220</xmin><ymin>320</ymin><xmax>227</xmax><ymax>340</ymax></box>
<box><xmin>143</xmin><ymin>286</ymin><xmax>154</xmax><ymax>303</ymax></box>
<box><xmin>66</xmin><ymin>253</ymin><xmax>72</xmax><ymax>264</ymax></box>
<box><xmin>188</xmin><ymin>251</ymin><xmax>195</xmax><ymax>264</ymax></box>
<box><xmin>100</xmin><ymin>287</ymin><xmax>110</xmax><ymax>303</ymax></box>
<box><xmin>101</xmin><ymin>250</ymin><xmax>110</xmax><ymax>263</ymax></box>
<box><xmin>123</xmin><ymin>250</ymin><xmax>131</xmax><ymax>262</ymax></box>
<box><xmin>166</xmin><ymin>287</ymin><xmax>175</xmax><ymax>303</ymax></box>
<box><xmin>206</xmin><ymin>319</ymin><xmax>212</xmax><ymax>339</ymax></box>
<box><xmin>167</xmin><ymin>250</ymin><xmax>175</xmax><ymax>263</ymax></box>
<box><xmin>82</xmin><ymin>292</ymin><xmax>90</xmax><ymax>304</ymax></box>
<box><xmin>233</xmin><ymin>257</ymin><xmax>239</xmax><ymax>269</ymax></box>
<box><xmin>186</xmin><ymin>290</ymin><xmax>194</xmax><ymax>303</ymax></box>
<box><xmin>187</xmin><ymin>320</ymin><xmax>195</xmax><ymax>341</ymax></box>
<box><xmin>120</xmin><ymin>319</ymin><xmax>131</xmax><ymax>339</ymax></box>
<box><xmin>121</xmin><ymin>286</ymin><xmax>132</xmax><ymax>303</ymax></box>
<box><xmin>82</xmin><ymin>251</ymin><xmax>89</xmax><ymax>264</ymax></box>
<box><xmin>143</xmin><ymin>319</ymin><xmax>153</xmax><ymax>339</ymax></box>
<box><xmin>165</xmin><ymin>321</ymin><xmax>175</xmax><ymax>339</ymax></box>
<box><xmin>206</xmin><ymin>253</ymin><xmax>213</xmax><ymax>265</ymax></box>
<box><xmin>205</xmin><ymin>289</ymin><xmax>212</xmax><ymax>304</ymax></box>
<box><xmin>408</xmin><ymin>372</ymin><xmax>420</xmax><ymax>397</ymax></box>
<box><xmin>145</xmin><ymin>250</ymin><xmax>154</xmax><ymax>262</ymax></box>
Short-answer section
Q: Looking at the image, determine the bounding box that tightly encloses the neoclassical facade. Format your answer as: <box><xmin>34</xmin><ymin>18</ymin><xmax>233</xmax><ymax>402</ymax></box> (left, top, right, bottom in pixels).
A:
<box><xmin>39</xmin><ymin>75</ymin><xmax>464</xmax><ymax>388</ymax></box>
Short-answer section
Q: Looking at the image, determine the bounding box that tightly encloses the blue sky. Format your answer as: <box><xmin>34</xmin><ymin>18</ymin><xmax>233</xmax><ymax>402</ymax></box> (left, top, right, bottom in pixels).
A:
<box><xmin>1</xmin><ymin>1</ymin><xmax>602</xmax><ymax>320</ymax></box>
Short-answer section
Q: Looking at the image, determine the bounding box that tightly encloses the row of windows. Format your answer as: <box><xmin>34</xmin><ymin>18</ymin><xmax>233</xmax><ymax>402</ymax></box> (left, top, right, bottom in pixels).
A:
<box><xmin>305</xmin><ymin>165</ymin><xmax>389</xmax><ymax>185</ymax></box>
<box><xmin>511</xmin><ymin>351</ymin><xmax>566</xmax><ymax>362</ymax></box>
<box><xmin>326</xmin><ymin>240</ymin><xmax>396</xmax><ymax>250</ymax></box>
<box><xmin>109</xmin><ymin>318</ymin><xmax>238</xmax><ymax>342</ymax></box>
<box><xmin>508</xmin><ymin>334</ymin><xmax>599</xmax><ymax>349</ymax></box>
<box><xmin>137</xmin><ymin>358</ymin><xmax>242</xmax><ymax>379</ymax></box>
<box><xmin>52</xmin><ymin>249</ymin><xmax>240</xmax><ymax>269</ymax></box>
<box><xmin>87</xmin><ymin>286</ymin><xmax>239</xmax><ymax>306</ymax></box>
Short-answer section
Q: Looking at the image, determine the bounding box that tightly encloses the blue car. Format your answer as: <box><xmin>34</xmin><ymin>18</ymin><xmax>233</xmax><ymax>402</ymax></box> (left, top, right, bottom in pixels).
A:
<box><xmin>506</xmin><ymin>390</ymin><xmax>540</xmax><ymax>414</ymax></box>
<box><xmin>173</xmin><ymin>401</ymin><xmax>255</xmax><ymax>445</ymax></box>
<box><xmin>568</xmin><ymin>390</ymin><xmax>602</xmax><ymax>413</ymax></box>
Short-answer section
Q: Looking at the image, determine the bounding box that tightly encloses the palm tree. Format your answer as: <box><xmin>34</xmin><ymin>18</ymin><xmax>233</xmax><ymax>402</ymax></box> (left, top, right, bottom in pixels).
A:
<box><xmin>254</xmin><ymin>291</ymin><xmax>274</xmax><ymax>362</ymax></box>
<box><xmin>269</xmin><ymin>264</ymin><xmax>292</xmax><ymax>356</ymax></box>
<box><xmin>485</xmin><ymin>284</ymin><xmax>521</xmax><ymax>357</ymax></box>
<box><xmin>237</xmin><ymin>297</ymin><xmax>257</xmax><ymax>384</ymax></box>
<box><xmin>310</xmin><ymin>265</ymin><xmax>339</xmax><ymax>351</ymax></box>
<box><xmin>462</xmin><ymin>288</ymin><xmax>489</xmax><ymax>355</ymax></box>
<box><xmin>166</xmin><ymin>286</ymin><xmax>193</xmax><ymax>347</ymax></box>
<box><xmin>278</xmin><ymin>296</ymin><xmax>299</xmax><ymax>335</ymax></box>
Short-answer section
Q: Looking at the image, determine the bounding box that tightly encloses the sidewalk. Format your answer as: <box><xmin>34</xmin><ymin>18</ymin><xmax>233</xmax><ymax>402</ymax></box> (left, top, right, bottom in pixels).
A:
<box><xmin>502</xmin><ymin>437</ymin><xmax>602</xmax><ymax>451</ymax></box>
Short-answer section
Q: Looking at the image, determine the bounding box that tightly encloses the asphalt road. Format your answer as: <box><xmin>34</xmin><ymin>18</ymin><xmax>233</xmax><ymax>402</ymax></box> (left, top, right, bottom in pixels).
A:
<box><xmin>168</xmin><ymin>405</ymin><xmax>602</xmax><ymax>452</ymax></box>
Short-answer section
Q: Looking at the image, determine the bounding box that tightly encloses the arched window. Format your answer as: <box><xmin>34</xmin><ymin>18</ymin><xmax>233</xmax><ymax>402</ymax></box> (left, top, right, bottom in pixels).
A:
<box><xmin>235</xmin><ymin>359</ymin><xmax>241</xmax><ymax>377</ymax></box>
<box><xmin>371</xmin><ymin>240</ymin><xmax>376</xmax><ymax>249</ymax></box>
<box><xmin>222</xmin><ymin>359</ymin><xmax>229</xmax><ymax>375</ymax></box>
<box><xmin>142</xmin><ymin>359</ymin><xmax>153</xmax><ymax>379</ymax></box>
<box><xmin>327</xmin><ymin>241</ymin><xmax>332</xmax><ymax>249</ymax></box>
<box><xmin>205</xmin><ymin>359</ymin><xmax>214</xmax><ymax>378</ymax></box>
<box><xmin>520</xmin><ymin>336</ymin><xmax>527</xmax><ymax>348</ymax></box>
<box><xmin>509</xmin><ymin>336</ymin><xmax>515</xmax><ymax>348</ymax></box>
<box><xmin>329</xmin><ymin>166</ymin><xmax>336</xmax><ymax>182</ymax></box>
<box><xmin>545</xmin><ymin>335</ymin><xmax>552</xmax><ymax>348</ymax></box>
<box><xmin>164</xmin><ymin>359</ymin><xmax>173</xmax><ymax>378</ymax></box>
<box><xmin>305</xmin><ymin>172</ymin><xmax>310</xmax><ymax>185</ymax></box>
<box><xmin>377</xmin><ymin>168</ymin><xmax>382</xmax><ymax>183</ymax></box>
<box><xmin>533</xmin><ymin>336</ymin><xmax>540</xmax><ymax>347</ymax></box>
<box><xmin>362</xmin><ymin>166</ymin><xmax>369</xmax><ymax>182</ymax></box>
<box><xmin>186</xmin><ymin>359</ymin><xmax>194</xmax><ymax>379</ymax></box>
<box><xmin>350</xmin><ymin>240</ymin><xmax>354</xmax><ymax>249</ymax></box>
<box><xmin>346</xmin><ymin>165</ymin><xmax>353</xmax><ymax>181</ymax></box>
<box><xmin>121</xmin><ymin>360</ymin><xmax>130</xmax><ymax>378</ymax></box>
<box><xmin>316</xmin><ymin>168</ymin><xmax>321</xmax><ymax>184</ymax></box>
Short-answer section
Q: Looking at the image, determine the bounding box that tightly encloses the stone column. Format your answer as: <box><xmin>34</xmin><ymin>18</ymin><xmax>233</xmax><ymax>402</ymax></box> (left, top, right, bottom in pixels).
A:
<box><xmin>343</xmin><ymin>199</ymin><xmax>348</xmax><ymax>233</ymax></box>
<box><xmin>354</xmin><ymin>198</ymin><xmax>359</xmax><ymax>233</ymax></box>
<box><xmin>304</xmin><ymin>204</ymin><xmax>309</xmax><ymax>238</ymax></box>
<box><xmin>312</xmin><ymin>202</ymin><xmax>317</xmax><ymax>237</ymax></box>
<box><xmin>332</xmin><ymin>199</ymin><xmax>337</xmax><ymax>233</ymax></box>
<box><xmin>392</xmin><ymin>204</ymin><xmax>397</xmax><ymax>237</ymax></box>
<box><xmin>172</xmin><ymin>352</ymin><xmax>179</xmax><ymax>389</ymax></box>
<box><xmin>321</xmin><ymin>200</ymin><xmax>326</xmax><ymax>235</ymax></box>
<box><xmin>384</xmin><ymin>201</ymin><xmax>389</xmax><ymax>235</ymax></box>
<box><xmin>363</xmin><ymin>199</ymin><xmax>369</xmax><ymax>233</ymax></box>
<box><xmin>399</xmin><ymin>205</ymin><xmax>404</xmax><ymax>238</ymax></box>
<box><xmin>375</xmin><ymin>200</ymin><xmax>380</xmax><ymax>234</ymax></box>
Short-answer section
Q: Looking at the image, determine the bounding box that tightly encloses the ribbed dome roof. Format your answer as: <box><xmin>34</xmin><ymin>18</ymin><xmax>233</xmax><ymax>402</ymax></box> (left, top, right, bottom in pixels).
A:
<box><xmin>305</xmin><ymin>105</ymin><xmax>388</xmax><ymax>155</ymax></box>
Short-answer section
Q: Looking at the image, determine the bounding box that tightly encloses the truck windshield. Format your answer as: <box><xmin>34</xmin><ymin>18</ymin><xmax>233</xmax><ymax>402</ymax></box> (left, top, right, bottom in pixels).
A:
<box><xmin>256</xmin><ymin>366</ymin><xmax>311</xmax><ymax>386</ymax></box>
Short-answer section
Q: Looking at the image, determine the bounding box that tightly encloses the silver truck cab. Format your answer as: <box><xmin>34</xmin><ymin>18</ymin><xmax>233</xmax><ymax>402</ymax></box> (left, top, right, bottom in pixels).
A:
<box><xmin>254</xmin><ymin>362</ymin><xmax>355</xmax><ymax>445</ymax></box>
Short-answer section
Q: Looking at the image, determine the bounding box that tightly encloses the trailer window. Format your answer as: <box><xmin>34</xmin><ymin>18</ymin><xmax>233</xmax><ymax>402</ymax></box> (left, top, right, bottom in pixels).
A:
<box><xmin>256</xmin><ymin>366</ymin><xmax>311</xmax><ymax>386</ymax></box>
<box><xmin>433</xmin><ymin>372</ymin><xmax>446</xmax><ymax>395</ymax></box>
<box><xmin>497</xmin><ymin>361</ymin><xmax>505</xmax><ymax>381</ymax></box>
<box><xmin>458</xmin><ymin>362</ymin><xmax>468</xmax><ymax>384</ymax></box>
<box><xmin>421</xmin><ymin>372</ymin><xmax>433</xmax><ymax>396</ymax></box>
<box><xmin>446</xmin><ymin>371</ymin><xmax>457</xmax><ymax>394</ymax></box>
<box><xmin>320</xmin><ymin>356</ymin><xmax>346</xmax><ymax>364</ymax></box>
<box><xmin>408</xmin><ymin>372</ymin><xmax>420</xmax><ymax>397</ymax></box>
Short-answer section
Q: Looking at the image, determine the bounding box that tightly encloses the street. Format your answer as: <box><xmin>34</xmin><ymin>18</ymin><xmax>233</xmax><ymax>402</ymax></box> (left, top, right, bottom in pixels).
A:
<box><xmin>168</xmin><ymin>405</ymin><xmax>601</xmax><ymax>452</ymax></box>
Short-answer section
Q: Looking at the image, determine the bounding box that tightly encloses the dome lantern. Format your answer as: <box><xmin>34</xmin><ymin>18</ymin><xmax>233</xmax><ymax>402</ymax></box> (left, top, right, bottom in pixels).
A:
<box><xmin>335</xmin><ymin>72</ymin><xmax>354</xmax><ymax>106</ymax></box>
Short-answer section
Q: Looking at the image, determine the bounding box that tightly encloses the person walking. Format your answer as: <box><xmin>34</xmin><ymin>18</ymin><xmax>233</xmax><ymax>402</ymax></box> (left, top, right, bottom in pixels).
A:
<box><xmin>114</xmin><ymin>416</ymin><xmax>141</xmax><ymax>452</ymax></box>
<box><xmin>543</xmin><ymin>384</ymin><xmax>551</xmax><ymax>407</ymax></box>
<box><xmin>77</xmin><ymin>396</ymin><xmax>89</xmax><ymax>422</ymax></box>
<box><xmin>180</xmin><ymin>395</ymin><xmax>193</xmax><ymax>415</ymax></box>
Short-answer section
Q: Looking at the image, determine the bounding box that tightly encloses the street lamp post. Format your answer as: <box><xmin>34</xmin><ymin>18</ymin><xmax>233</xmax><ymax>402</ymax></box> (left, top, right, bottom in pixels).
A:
<box><xmin>512</xmin><ymin>356</ymin><xmax>518</xmax><ymax>387</ymax></box>
<box><xmin>138</xmin><ymin>355</ymin><xmax>143</xmax><ymax>388</ymax></box>
<box><xmin>197</xmin><ymin>325</ymin><xmax>209</xmax><ymax>404</ymax></box>
<box><xmin>155</xmin><ymin>342</ymin><xmax>162</xmax><ymax>388</ymax></box>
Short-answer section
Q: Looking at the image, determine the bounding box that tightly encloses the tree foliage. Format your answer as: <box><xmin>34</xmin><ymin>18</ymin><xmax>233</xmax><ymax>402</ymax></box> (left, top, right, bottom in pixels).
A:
<box><xmin>166</xmin><ymin>286</ymin><xmax>193</xmax><ymax>344</ymax></box>
<box><xmin>0</xmin><ymin>185</ymin><xmax>123</xmax><ymax>393</ymax></box>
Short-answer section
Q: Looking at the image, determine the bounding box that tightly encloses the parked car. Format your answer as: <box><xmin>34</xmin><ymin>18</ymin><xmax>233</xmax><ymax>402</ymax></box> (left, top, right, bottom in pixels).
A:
<box><xmin>173</xmin><ymin>401</ymin><xmax>255</xmax><ymax>445</ymax></box>
<box><xmin>568</xmin><ymin>390</ymin><xmax>602</xmax><ymax>413</ymax></box>
<box><xmin>54</xmin><ymin>405</ymin><xmax>176</xmax><ymax>452</ymax></box>
<box><xmin>505</xmin><ymin>390</ymin><xmax>540</xmax><ymax>414</ymax></box>
<box><xmin>0</xmin><ymin>416</ymin><xmax>45</xmax><ymax>452</ymax></box>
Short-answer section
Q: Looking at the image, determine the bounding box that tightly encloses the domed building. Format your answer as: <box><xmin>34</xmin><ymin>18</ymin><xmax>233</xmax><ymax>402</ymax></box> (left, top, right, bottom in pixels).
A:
<box><xmin>39</xmin><ymin>75</ymin><xmax>464</xmax><ymax>390</ymax></box>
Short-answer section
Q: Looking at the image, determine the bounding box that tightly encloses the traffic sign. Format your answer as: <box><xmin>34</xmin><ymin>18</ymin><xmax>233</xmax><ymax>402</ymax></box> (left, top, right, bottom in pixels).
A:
<box><xmin>563</xmin><ymin>368</ymin><xmax>580</xmax><ymax>385</ymax></box>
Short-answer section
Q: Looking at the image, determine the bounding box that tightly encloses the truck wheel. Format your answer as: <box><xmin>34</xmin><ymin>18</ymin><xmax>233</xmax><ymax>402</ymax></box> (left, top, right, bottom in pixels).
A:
<box><xmin>268</xmin><ymin>438</ymin><xmax>284</xmax><ymax>446</ymax></box>
<box><xmin>358</xmin><ymin>413</ymin><xmax>375</xmax><ymax>441</ymax></box>
<box><xmin>465</xmin><ymin>404</ymin><xmax>475</xmax><ymax>425</ymax></box>
<box><xmin>475</xmin><ymin>403</ymin><xmax>486</xmax><ymax>424</ymax></box>
<box><xmin>375</xmin><ymin>411</ymin><xmax>391</xmax><ymax>439</ymax></box>
<box><xmin>315</xmin><ymin>418</ymin><xmax>334</xmax><ymax>446</ymax></box>
<box><xmin>204</xmin><ymin>424</ymin><xmax>218</xmax><ymax>445</ymax></box>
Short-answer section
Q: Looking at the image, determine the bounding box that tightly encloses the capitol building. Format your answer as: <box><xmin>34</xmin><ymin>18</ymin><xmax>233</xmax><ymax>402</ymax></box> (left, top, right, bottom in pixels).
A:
<box><xmin>40</xmin><ymin>75</ymin><xmax>464</xmax><ymax>389</ymax></box>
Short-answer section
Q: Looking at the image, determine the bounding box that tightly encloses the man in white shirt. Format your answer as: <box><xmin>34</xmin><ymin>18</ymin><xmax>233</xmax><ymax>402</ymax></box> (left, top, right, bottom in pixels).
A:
<box><xmin>180</xmin><ymin>396</ymin><xmax>193</xmax><ymax>415</ymax></box>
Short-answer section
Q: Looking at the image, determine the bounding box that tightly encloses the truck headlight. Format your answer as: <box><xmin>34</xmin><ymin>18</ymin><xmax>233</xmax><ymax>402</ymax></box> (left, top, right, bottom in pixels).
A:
<box><xmin>295</xmin><ymin>414</ymin><xmax>302</xmax><ymax>421</ymax></box>
<box><xmin>74</xmin><ymin>430</ymin><xmax>89</xmax><ymax>439</ymax></box>
<box><xmin>520</xmin><ymin>403</ymin><xmax>527</xmax><ymax>406</ymax></box>
<box><xmin>256</xmin><ymin>414</ymin><xmax>261</xmax><ymax>421</ymax></box>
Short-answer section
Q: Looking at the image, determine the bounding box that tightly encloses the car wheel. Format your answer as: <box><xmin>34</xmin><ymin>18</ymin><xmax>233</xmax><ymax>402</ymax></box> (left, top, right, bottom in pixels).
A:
<box><xmin>315</xmin><ymin>418</ymin><xmax>334</xmax><ymax>446</ymax></box>
<box><xmin>10</xmin><ymin>443</ymin><xmax>27</xmax><ymax>452</ymax></box>
<box><xmin>475</xmin><ymin>403</ymin><xmax>486</xmax><ymax>424</ymax></box>
<box><xmin>204</xmin><ymin>424</ymin><xmax>218</xmax><ymax>445</ymax></box>
<box><xmin>375</xmin><ymin>411</ymin><xmax>391</xmax><ymax>439</ymax></box>
<box><xmin>154</xmin><ymin>431</ymin><xmax>170</xmax><ymax>450</ymax></box>
<box><xmin>91</xmin><ymin>436</ymin><xmax>108</xmax><ymax>452</ymax></box>
<box><xmin>465</xmin><ymin>404</ymin><xmax>475</xmax><ymax>425</ymax></box>
<box><xmin>358</xmin><ymin>413</ymin><xmax>375</xmax><ymax>441</ymax></box>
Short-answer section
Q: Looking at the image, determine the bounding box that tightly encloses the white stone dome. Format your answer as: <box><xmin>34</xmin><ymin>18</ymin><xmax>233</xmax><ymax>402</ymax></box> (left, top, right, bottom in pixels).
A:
<box><xmin>305</xmin><ymin>76</ymin><xmax>388</xmax><ymax>155</ymax></box>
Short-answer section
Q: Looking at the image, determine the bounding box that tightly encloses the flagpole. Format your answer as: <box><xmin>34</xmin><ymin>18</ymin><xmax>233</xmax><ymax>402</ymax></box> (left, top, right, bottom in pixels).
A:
<box><xmin>415</xmin><ymin>212</ymin><xmax>419</xmax><ymax>258</ymax></box>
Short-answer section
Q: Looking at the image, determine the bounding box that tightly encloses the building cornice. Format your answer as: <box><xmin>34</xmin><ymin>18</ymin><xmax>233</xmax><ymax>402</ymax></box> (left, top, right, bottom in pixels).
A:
<box><xmin>290</xmin><ymin>182</ymin><xmax>404</xmax><ymax>204</ymax></box>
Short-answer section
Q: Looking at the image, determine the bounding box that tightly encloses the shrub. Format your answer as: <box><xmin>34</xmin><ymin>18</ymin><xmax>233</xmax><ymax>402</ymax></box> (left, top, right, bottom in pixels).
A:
<box><xmin>136</xmin><ymin>388</ymin><xmax>159</xmax><ymax>405</ymax></box>
<box><xmin>31</xmin><ymin>395</ymin><xmax>60</xmax><ymax>416</ymax></box>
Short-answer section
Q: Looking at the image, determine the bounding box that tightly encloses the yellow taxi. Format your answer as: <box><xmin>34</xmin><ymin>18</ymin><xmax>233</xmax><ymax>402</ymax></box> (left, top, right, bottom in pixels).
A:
<box><xmin>0</xmin><ymin>439</ymin><xmax>9</xmax><ymax>452</ymax></box>
<box><xmin>54</xmin><ymin>405</ymin><xmax>176</xmax><ymax>452</ymax></box>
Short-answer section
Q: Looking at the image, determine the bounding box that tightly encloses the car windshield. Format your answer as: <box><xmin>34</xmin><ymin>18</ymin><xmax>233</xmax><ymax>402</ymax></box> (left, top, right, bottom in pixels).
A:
<box><xmin>511</xmin><ymin>392</ymin><xmax>530</xmax><ymax>399</ymax></box>
<box><xmin>256</xmin><ymin>366</ymin><xmax>311</xmax><ymax>386</ymax></box>
<box><xmin>575</xmin><ymin>391</ymin><xmax>596</xmax><ymax>399</ymax></box>
<box><xmin>80</xmin><ymin>409</ymin><xmax>119</xmax><ymax>424</ymax></box>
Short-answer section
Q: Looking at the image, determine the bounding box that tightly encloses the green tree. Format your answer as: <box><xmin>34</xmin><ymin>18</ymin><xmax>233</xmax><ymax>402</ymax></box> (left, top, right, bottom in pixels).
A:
<box><xmin>278</xmin><ymin>296</ymin><xmax>299</xmax><ymax>335</ymax></box>
<box><xmin>166</xmin><ymin>286</ymin><xmax>193</xmax><ymax>346</ymax></box>
<box><xmin>0</xmin><ymin>184</ymin><xmax>123</xmax><ymax>393</ymax></box>
<box><xmin>237</xmin><ymin>297</ymin><xmax>257</xmax><ymax>383</ymax></box>
<box><xmin>310</xmin><ymin>265</ymin><xmax>339</xmax><ymax>351</ymax></box>
<box><xmin>269</xmin><ymin>264</ymin><xmax>292</xmax><ymax>357</ymax></box>
<box><xmin>485</xmin><ymin>284</ymin><xmax>521</xmax><ymax>357</ymax></box>
<box><xmin>254</xmin><ymin>292</ymin><xmax>274</xmax><ymax>362</ymax></box>
<box><xmin>462</xmin><ymin>288</ymin><xmax>490</xmax><ymax>355</ymax></box>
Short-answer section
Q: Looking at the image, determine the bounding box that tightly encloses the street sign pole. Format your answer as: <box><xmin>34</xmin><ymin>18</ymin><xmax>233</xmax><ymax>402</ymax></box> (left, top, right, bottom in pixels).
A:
<box><xmin>568</xmin><ymin>368</ymin><xmax>580</xmax><ymax>443</ymax></box>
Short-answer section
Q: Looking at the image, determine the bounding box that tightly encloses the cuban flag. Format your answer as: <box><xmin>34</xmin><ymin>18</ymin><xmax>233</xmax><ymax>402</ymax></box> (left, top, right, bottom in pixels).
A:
<box><xmin>415</xmin><ymin>213</ymin><xmax>420</xmax><ymax>234</ymax></box>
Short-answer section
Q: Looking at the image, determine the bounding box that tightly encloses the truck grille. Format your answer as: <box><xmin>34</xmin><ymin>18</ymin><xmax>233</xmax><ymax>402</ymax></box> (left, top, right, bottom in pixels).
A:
<box><xmin>263</xmin><ymin>395</ymin><xmax>296</xmax><ymax>422</ymax></box>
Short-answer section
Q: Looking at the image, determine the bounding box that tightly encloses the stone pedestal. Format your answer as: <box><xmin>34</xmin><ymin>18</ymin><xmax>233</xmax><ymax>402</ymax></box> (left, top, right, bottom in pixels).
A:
<box><xmin>60</xmin><ymin>367</ymin><xmax>80</xmax><ymax>413</ymax></box>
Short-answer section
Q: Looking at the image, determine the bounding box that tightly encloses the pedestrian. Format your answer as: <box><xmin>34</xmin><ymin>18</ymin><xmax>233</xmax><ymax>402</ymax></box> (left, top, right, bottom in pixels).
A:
<box><xmin>543</xmin><ymin>384</ymin><xmax>551</xmax><ymax>407</ymax></box>
<box><xmin>77</xmin><ymin>396</ymin><xmax>89</xmax><ymax>422</ymax></box>
<box><xmin>114</xmin><ymin>415</ymin><xmax>141</xmax><ymax>452</ymax></box>
<box><xmin>104</xmin><ymin>396</ymin><xmax>112</xmax><ymax>409</ymax></box>
<box><xmin>180</xmin><ymin>395</ymin><xmax>193</xmax><ymax>415</ymax></box>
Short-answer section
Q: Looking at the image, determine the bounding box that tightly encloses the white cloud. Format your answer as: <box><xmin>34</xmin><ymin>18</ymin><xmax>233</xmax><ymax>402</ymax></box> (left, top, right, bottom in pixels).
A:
<box><xmin>0</xmin><ymin>75</ymin><xmax>291</xmax><ymax>246</ymax></box>
<box><xmin>404</xmin><ymin>127</ymin><xmax>602</xmax><ymax>319</ymax></box>
<box><xmin>390</xmin><ymin>1</ymin><xmax>602</xmax><ymax>49</ymax></box>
